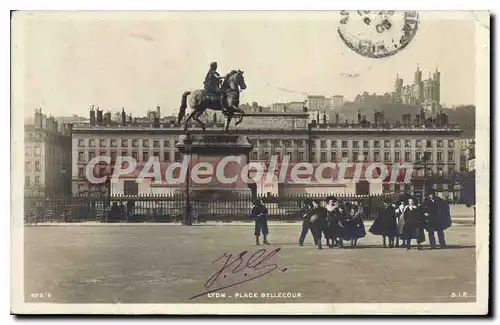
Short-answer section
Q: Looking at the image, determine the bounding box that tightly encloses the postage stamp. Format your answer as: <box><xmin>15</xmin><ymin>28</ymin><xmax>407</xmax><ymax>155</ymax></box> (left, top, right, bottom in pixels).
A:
<box><xmin>10</xmin><ymin>10</ymin><xmax>490</xmax><ymax>315</ymax></box>
<box><xmin>337</xmin><ymin>10</ymin><xmax>420</xmax><ymax>59</ymax></box>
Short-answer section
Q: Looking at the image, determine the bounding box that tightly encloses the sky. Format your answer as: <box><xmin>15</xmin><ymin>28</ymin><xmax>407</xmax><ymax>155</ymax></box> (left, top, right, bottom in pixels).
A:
<box><xmin>13</xmin><ymin>11</ymin><xmax>477</xmax><ymax>118</ymax></box>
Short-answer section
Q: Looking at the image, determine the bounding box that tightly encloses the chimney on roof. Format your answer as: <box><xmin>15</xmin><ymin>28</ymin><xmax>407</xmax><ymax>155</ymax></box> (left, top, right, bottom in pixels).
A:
<box><xmin>302</xmin><ymin>106</ymin><xmax>307</xmax><ymax>112</ymax></box>
<box><xmin>96</xmin><ymin>108</ymin><xmax>103</xmax><ymax>125</ymax></box>
<box><xmin>104</xmin><ymin>111</ymin><xmax>111</xmax><ymax>125</ymax></box>
<box><xmin>153</xmin><ymin>111</ymin><xmax>160</xmax><ymax>128</ymax></box>
<box><xmin>335</xmin><ymin>113</ymin><xmax>339</xmax><ymax>125</ymax></box>
<box><xmin>121</xmin><ymin>108</ymin><xmax>126</xmax><ymax>126</ymax></box>
<box><xmin>34</xmin><ymin>108</ymin><xmax>43</xmax><ymax>129</ymax></box>
<box><xmin>90</xmin><ymin>105</ymin><xmax>96</xmax><ymax>126</ymax></box>
<box><xmin>357</xmin><ymin>110</ymin><xmax>361</xmax><ymax>124</ymax></box>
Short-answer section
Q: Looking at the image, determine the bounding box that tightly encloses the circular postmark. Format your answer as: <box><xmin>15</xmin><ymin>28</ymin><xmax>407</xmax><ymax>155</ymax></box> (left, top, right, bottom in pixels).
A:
<box><xmin>337</xmin><ymin>11</ymin><xmax>419</xmax><ymax>59</ymax></box>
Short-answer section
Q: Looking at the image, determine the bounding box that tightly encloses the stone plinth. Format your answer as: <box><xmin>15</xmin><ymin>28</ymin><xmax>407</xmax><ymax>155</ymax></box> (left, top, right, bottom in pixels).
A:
<box><xmin>175</xmin><ymin>134</ymin><xmax>253</xmax><ymax>201</ymax></box>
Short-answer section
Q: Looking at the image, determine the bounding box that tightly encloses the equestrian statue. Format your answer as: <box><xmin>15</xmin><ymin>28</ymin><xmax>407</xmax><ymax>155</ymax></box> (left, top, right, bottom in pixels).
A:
<box><xmin>177</xmin><ymin>61</ymin><xmax>247</xmax><ymax>132</ymax></box>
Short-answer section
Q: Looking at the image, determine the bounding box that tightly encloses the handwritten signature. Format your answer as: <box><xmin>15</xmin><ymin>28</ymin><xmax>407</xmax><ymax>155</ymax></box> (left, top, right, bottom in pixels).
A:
<box><xmin>189</xmin><ymin>247</ymin><xmax>285</xmax><ymax>300</ymax></box>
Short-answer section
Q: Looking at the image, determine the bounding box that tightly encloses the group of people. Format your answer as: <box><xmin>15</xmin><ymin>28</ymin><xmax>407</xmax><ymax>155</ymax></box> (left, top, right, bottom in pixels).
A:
<box><xmin>298</xmin><ymin>197</ymin><xmax>367</xmax><ymax>249</ymax></box>
<box><xmin>369</xmin><ymin>191</ymin><xmax>452</xmax><ymax>250</ymax></box>
<box><xmin>249</xmin><ymin>191</ymin><xmax>452</xmax><ymax>250</ymax></box>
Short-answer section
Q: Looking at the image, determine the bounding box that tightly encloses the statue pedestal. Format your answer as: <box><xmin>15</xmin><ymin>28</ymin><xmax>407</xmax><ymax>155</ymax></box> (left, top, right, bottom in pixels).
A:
<box><xmin>175</xmin><ymin>133</ymin><xmax>254</xmax><ymax>202</ymax></box>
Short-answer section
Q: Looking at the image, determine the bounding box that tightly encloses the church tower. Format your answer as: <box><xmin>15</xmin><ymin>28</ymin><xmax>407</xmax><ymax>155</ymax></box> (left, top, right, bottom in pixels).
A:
<box><xmin>413</xmin><ymin>65</ymin><xmax>423</xmax><ymax>101</ymax></box>
<box><xmin>393</xmin><ymin>73</ymin><xmax>403</xmax><ymax>103</ymax></box>
<box><xmin>432</xmin><ymin>68</ymin><xmax>441</xmax><ymax>104</ymax></box>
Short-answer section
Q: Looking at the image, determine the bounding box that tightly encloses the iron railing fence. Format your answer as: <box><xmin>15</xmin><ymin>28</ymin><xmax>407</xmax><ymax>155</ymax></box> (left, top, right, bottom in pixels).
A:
<box><xmin>24</xmin><ymin>191</ymin><xmax>461</xmax><ymax>225</ymax></box>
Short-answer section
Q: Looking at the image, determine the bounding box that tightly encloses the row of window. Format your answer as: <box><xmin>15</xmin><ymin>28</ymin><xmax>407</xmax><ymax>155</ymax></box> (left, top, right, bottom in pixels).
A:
<box><xmin>384</xmin><ymin>183</ymin><xmax>456</xmax><ymax>191</ymax></box>
<box><xmin>25</xmin><ymin>176</ymin><xmax>40</xmax><ymax>186</ymax></box>
<box><xmin>312</xmin><ymin>139</ymin><xmax>455</xmax><ymax>149</ymax></box>
<box><xmin>250</xmin><ymin>150</ymin><xmax>455</xmax><ymax>163</ymax></box>
<box><xmin>25</xmin><ymin>146</ymin><xmax>42</xmax><ymax>156</ymax></box>
<box><xmin>78</xmin><ymin>139</ymin><xmax>173</xmax><ymax>148</ymax></box>
<box><xmin>77</xmin><ymin>138</ymin><xmax>457</xmax><ymax>150</ymax></box>
<box><xmin>76</xmin><ymin>149</ymin><xmax>456</xmax><ymax>164</ymax></box>
<box><xmin>78</xmin><ymin>151</ymin><xmax>182</xmax><ymax>163</ymax></box>
<box><xmin>25</xmin><ymin>161</ymin><xmax>41</xmax><ymax>172</ymax></box>
<box><xmin>250</xmin><ymin>139</ymin><xmax>456</xmax><ymax>149</ymax></box>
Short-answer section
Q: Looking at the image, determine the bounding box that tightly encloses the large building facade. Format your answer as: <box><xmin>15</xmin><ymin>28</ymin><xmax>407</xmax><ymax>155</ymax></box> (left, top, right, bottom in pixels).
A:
<box><xmin>24</xmin><ymin>109</ymin><xmax>73</xmax><ymax>195</ymax></box>
<box><xmin>71</xmin><ymin>109</ymin><xmax>462</xmax><ymax>198</ymax></box>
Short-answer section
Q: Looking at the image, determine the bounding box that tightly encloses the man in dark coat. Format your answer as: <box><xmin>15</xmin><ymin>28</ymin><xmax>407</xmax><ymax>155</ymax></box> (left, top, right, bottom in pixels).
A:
<box><xmin>298</xmin><ymin>199</ymin><xmax>317</xmax><ymax>246</ymax></box>
<box><xmin>369</xmin><ymin>199</ymin><xmax>398</xmax><ymax>247</ymax></box>
<box><xmin>250</xmin><ymin>199</ymin><xmax>270</xmax><ymax>245</ymax></box>
<box><xmin>310</xmin><ymin>200</ymin><xmax>327</xmax><ymax>249</ymax></box>
<box><xmin>422</xmin><ymin>191</ymin><xmax>451</xmax><ymax>249</ymax></box>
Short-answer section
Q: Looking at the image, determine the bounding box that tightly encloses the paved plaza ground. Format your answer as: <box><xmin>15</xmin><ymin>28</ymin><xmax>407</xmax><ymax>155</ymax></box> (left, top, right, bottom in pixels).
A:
<box><xmin>24</xmin><ymin>222</ymin><xmax>476</xmax><ymax>304</ymax></box>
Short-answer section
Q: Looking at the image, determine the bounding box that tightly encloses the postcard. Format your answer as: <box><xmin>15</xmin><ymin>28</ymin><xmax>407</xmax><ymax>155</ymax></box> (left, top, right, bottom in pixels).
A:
<box><xmin>11</xmin><ymin>10</ymin><xmax>489</xmax><ymax>315</ymax></box>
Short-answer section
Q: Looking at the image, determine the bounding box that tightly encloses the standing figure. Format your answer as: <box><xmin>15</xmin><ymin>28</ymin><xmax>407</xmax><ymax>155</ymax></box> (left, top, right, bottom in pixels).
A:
<box><xmin>310</xmin><ymin>200</ymin><xmax>327</xmax><ymax>249</ymax></box>
<box><xmin>250</xmin><ymin>199</ymin><xmax>270</xmax><ymax>245</ymax></box>
<box><xmin>395</xmin><ymin>200</ymin><xmax>406</xmax><ymax>247</ymax></box>
<box><xmin>401</xmin><ymin>198</ymin><xmax>426</xmax><ymax>250</ymax></box>
<box><xmin>325</xmin><ymin>197</ymin><xmax>344</xmax><ymax>248</ymax></box>
<box><xmin>341</xmin><ymin>204</ymin><xmax>366</xmax><ymax>247</ymax></box>
<box><xmin>369</xmin><ymin>199</ymin><xmax>398</xmax><ymax>247</ymax></box>
<box><xmin>422</xmin><ymin>191</ymin><xmax>451</xmax><ymax>249</ymax></box>
<box><xmin>110</xmin><ymin>201</ymin><xmax>120</xmax><ymax>222</ymax></box>
<box><xmin>298</xmin><ymin>199</ymin><xmax>317</xmax><ymax>246</ymax></box>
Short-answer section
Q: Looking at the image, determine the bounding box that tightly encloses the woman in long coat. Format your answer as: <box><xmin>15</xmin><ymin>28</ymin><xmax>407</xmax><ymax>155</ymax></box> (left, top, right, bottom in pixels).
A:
<box><xmin>401</xmin><ymin>198</ymin><xmax>426</xmax><ymax>250</ymax></box>
<box><xmin>395</xmin><ymin>200</ymin><xmax>406</xmax><ymax>248</ymax></box>
<box><xmin>369</xmin><ymin>199</ymin><xmax>398</xmax><ymax>247</ymax></box>
<box><xmin>325</xmin><ymin>197</ymin><xmax>344</xmax><ymax>248</ymax></box>
<box><xmin>341</xmin><ymin>204</ymin><xmax>366</xmax><ymax>247</ymax></box>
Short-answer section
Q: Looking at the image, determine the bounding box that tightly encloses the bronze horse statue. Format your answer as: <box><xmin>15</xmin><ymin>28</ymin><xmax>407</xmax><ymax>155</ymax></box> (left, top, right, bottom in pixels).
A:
<box><xmin>177</xmin><ymin>70</ymin><xmax>247</xmax><ymax>132</ymax></box>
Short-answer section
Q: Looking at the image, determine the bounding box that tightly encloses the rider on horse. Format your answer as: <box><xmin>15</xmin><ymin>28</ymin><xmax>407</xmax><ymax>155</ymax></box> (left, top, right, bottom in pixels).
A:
<box><xmin>204</xmin><ymin>63</ymin><xmax>222</xmax><ymax>96</ymax></box>
<box><xmin>203</xmin><ymin>62</ymin><xmax>229</xmax><ymax>114</ymax></box>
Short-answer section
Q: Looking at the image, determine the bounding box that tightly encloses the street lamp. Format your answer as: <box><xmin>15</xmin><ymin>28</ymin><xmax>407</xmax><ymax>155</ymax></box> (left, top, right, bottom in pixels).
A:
<box><xmin>183</xmin><ymin>136</ymin><xmax>193</xmax><ymax>226</ymax></box>
<box><xmin>415</xmin><ymin>152</ymin><xmax>430</xmax><ymax>199</ymax></box>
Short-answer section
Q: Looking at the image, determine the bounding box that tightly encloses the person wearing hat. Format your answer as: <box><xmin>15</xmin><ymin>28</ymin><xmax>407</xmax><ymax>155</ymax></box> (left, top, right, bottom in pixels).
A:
<box><xmin>401</xmin><ymin>197</ymin><xmax>425</xmax><ymax>250</ymax></box>
<box><xmin>369</xmin><ymin>198</ymin><xmax>398</xmax><ymax>248</ymax></box>
<box><xmin>250</xmin><ymin>199</ymin><xmax>270</xmax><ymax>245</ymax></box>
<box><xmin>394</xmin><ymin>200</ymin><xmax>406</xmax><ymax>247</ymax></box>
<box><xmin>310</xmin><ymin>199</ymin><xmax>327</xmax><ymax>249</ymax></box>
<box><xmin>325</xmin><ymin>196</ymin><xmax>344</xmax><ymax>248</ymax></box>
<box><xmin>298</xmin><ymin>199</ymin><xmax>317</xmax><ymax>246</ymax></box>
<box><xmin>422</xmin><ymin>191</ymin><xmax>451</xmax><ymax>249</ymax></box>
<box><xmin>340</xmin><ymin>204</ymin><xmax>366</xmax><ymax>247</ymax></box>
